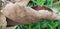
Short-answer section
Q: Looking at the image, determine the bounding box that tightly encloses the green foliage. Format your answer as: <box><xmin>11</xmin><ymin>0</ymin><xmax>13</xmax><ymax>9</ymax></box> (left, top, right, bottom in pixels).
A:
<box><xmin>0</xmin><ymin>7</ymin><xmax>2</xmax><ymax>10</ymax></box>
<box><xmin>16</xmin><ymin>20</ymin><xmax>59</xmax><ymax>29</ymax></box>
<box><xmin>0</xmin><ymin>24</ymin><xmax>3</xmax><ymax>29</ymax></box>
<box><xmin>0</xmin><ymin>0</ymin><xmax>1</xmax><ymax>2</ymax></box>
<box><xmin>28</xmin><ymin>0</ymin><xmax>54</xmax><ymax>8</ymax></box>
<box><xmin>28</xmin><ymin>0</ymin><xmax>45</xmax><ymax>7</ymax></box>
<box><xmin>0</xmin><ymin>0</ymin><xmax>2</xmax><ymax>11</ymax></box>
<box><xmin>28</xmin><ymin>0</ymin><xmax>60</xmax><ymax>8</ymax></box>
<box><xmin>32</xmin><ymin>0</ymin><xmax>45</xmax><ymax>6</ymax></box>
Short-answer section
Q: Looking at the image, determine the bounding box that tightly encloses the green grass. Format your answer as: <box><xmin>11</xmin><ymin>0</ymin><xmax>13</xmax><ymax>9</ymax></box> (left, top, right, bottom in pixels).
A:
<box><xmin>16</xmin><ymin>20</ymin><xmax>60</xmax><ymax>29</ymax></box>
